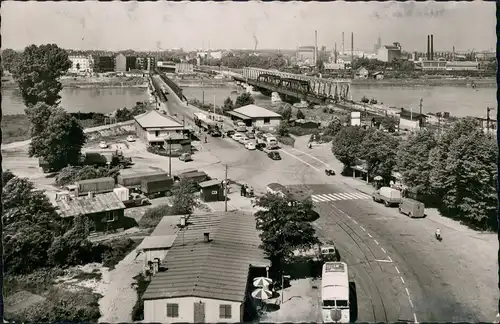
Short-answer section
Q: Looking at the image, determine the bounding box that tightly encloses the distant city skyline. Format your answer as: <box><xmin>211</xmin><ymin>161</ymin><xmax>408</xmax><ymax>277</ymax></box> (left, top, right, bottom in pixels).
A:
<box><xmin>2</xmin><ymin>1</ymin><xmax>495</xmax><ymax>53</ymax></box>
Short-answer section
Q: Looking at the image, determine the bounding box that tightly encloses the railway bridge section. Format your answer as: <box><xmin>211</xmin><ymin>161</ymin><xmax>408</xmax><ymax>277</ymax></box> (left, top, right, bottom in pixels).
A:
<box><xmin>233</xmin><ymin>67</ymin><xmax>352</xmax><ymax>104</ymax></box>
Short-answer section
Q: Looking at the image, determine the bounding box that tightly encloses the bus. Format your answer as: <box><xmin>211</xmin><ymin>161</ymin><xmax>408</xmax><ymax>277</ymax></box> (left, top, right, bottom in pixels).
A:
<box><xmin>321</xmin><ymin>262</ymin><xmax>350</xmax><ymax>323</ymax></box>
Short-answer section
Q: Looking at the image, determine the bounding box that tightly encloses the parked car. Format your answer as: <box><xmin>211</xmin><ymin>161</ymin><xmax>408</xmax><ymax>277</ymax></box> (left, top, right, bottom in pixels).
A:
<box><xmin>239</xmin><ymin>136</ymin><xmax>250</xmax><ymax>145</ymax></box>
<box><xmin>245</xmin><ymin>142</ymin><xmax>256</xmax><ymax>150</ymax></box>
<box><xmin>126</xmin><ymin>135</ymin><xmax>136</xmax><ymax>142</ymax></box>
<box><xmin>99</xmin><ymin>141</ymin><xmax>108</xmax><ymax>149</ymax></box>
<box><xmin>231</xmin><ymin>133</ymin><xmax>244</xmax><ymax>141</ymax></box>
<box><xmin>256</xmin><ymin>143</ymin><xmax>267</xmax><ymax>151</ymax></box>
<box><xmin>179</xmin><ymin>153</ymin><xmax>193</xmax><ymax>162</ymax></box>
<box><xmin>247</xmin><ymin>132</ymin><xmax>255</xmax><ymax>139</ymax></box>
<box><xmin>267</xmin><ymin>151</ymin><xmax>281</xmax><ymax>160</ymax></box>
<box><xmin>210</xmin><ymin>129</ymin><xmax>222</xmax><ymax>137</ymax></box>
<box><xmin>398</xmin><ymin>198</ymin><xmax>425</xmax><ymax>218</ymax></box>
<box><xmin>226</xmin><ymin>130</ymin><xmax>235</xmax><ymax>137</ymax></box>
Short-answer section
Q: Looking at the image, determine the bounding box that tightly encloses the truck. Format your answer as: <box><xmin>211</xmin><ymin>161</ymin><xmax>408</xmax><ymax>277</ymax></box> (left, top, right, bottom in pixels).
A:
<box><xmin>63</xmin><ymin>177</ymin><xmax>116</xmax><ymax>197</ymax></box>
<box><xmin>372</xmin><ymin>186</ymin><xmax>402</xmax><ymax>207</ymax></box>
<box><xmin>256</xmin><ymin>133</ymin><xmax>279</xmax><ymax>149</ymax></box>
<box><xmin>113</xmin><ymin>186</ymin><xmax>150</xmax><ymax>208</ymax></box>
<box><xmin>140</xmin><ymin>174</ymin><xmax>175</xmax><ymax>198</ymax></box>
<box><xmin>39</xmin><ymin>150</ymin><xmax>133</xmax><ymax>173</ymax></box>
<box><xmin>117</xmin><ymin>172</ymin><xmax>170</xmax><ymax>190</ymax></box>
<box><xmin>194</xmin><ymin>112</ymin><xmax>218</xmax><ymax>132</ymax></box>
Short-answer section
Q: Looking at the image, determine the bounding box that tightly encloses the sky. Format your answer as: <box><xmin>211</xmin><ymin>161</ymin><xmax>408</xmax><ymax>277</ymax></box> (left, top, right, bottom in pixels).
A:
<box><xmin>2</xmin><ymin>1</ymin><xmax>496</xmax><ymax>53</ymax></box>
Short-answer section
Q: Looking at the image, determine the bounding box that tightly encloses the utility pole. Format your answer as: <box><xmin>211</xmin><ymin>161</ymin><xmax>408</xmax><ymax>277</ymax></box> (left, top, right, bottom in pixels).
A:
<box><xmin>168</xmin><ymin>137</ymin><xmax>172</xmax><ymax>177</ymax></box>
<box><xmin>224</xmin><ymin>164</ymin><xmax>228</xmax><ymax>212</ymax></box>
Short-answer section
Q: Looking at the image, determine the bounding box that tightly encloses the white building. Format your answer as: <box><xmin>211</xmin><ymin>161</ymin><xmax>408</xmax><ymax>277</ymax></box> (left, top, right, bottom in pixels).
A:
<box><xmin>68</xmin><ymin>55</ymin><xmax>92</xmax><ymax>73</ymax></box>
<box><xmin>377</xmin><ymin>43</ymin><xmax>402</xmax><ymax>62</ymax></box>
<box><xmin>134</xmin><ymin>110</ymin><xmax>185</xmax><ymax>146</ymax></box>
<box><xmin>142</xmin><ymin>211</ymin><xmax>270</xmax><ymax>323</ymax></box>
<box><xmin>227</xmin><ymin>104</ymin><xmax>282</xmax><ymax>130</ymax></box>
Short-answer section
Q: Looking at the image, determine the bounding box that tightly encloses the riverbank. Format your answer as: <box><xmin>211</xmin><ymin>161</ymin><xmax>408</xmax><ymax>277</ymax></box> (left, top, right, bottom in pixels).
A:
<box><xmin>1</xmin><ymin>76</ymin><xmax>149</xmax><ymax>90</ymax></box>
<box><xmin>351</xmin><ymin>77</ymin><xmax>495</xmax><ymax>87</ymax></box>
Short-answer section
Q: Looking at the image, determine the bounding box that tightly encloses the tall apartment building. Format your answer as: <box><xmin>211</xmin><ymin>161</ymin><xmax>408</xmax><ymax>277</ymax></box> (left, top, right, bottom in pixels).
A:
<box><xmin>136</xmin><ymin>57</ymin><xmax>156</xmax><ymax>71</ymax></box>
<box><xmin>93</xmin><ymin>56</ymin><xmax>115</xmax><ymax>72</ymax></box>
<box><xmin>68</xmin><ymin>55</ymin><xmax>92</xmax><ymax>73</ymax></box>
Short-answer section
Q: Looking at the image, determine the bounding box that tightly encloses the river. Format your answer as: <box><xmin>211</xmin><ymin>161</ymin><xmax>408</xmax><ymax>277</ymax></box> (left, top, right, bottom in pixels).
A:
<box><xmin>2</xmin><ymin>87</ymin><xmax>149</xmax><ymax>115</ymax></box>
<box><xmin>2</xmin><ymin>83</ymin><xmax>495</xmax><ymax>119</ymax></box>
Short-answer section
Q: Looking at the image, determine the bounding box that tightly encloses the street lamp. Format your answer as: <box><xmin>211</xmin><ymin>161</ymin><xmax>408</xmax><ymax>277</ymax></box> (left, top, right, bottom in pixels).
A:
<box><xmin>281</xmin><ymin>274</ymin><xmax>291</xmax><ymax>304</ymax></box>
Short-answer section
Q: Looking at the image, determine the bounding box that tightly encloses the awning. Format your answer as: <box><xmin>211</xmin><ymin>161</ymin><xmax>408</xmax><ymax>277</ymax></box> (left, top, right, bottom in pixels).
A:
<box><xmin>227</xmin><ymin>111</ymin><xmax>252</xmax><ymax>120</ymax></box>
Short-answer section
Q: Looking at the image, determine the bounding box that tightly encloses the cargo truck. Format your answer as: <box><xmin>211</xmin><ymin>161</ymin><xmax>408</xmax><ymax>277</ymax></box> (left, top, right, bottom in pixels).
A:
<box><xmin>140</xmin><ymin>174</ymin><xmax>175</xmax><ymax>198</ymax></box>
<box><xmin>372</xmin><ymin>186</ymin><xmax>402</xmax><ymax>207</ymax></box>
<box><xmin>113</xmin><ymin>186</ymin><xmax>150</xmax><ymax>207</ymax></box>
<box><xmin>117</xmin><ymin>172</ymin><xmax>170</xmax><ymax>190</ymax></box>
<box><xmin>63</xmin><ymin>177</ymin><xmax>116</xmax><ymax>197</ymax></box>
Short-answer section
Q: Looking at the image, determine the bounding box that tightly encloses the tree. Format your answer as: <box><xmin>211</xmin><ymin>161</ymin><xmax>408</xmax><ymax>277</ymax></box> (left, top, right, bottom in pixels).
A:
<box><xmin>396</xmin><ymin>130</ymin><xmax>437</xmax><ymax>196</ymax></box>
<box><xmin>171</xmin><ymin>180</ymin><xmax>200</xmax><ymax>215</ymax></box>
<box><xmin>1</xmin><ymin>48</ymin><xmax>20</xmax><ymax>73</ymax></box>
<box><xmin>438</xmin><ymin>132</ymin><xmax>497</xmax><ymax>228</ymax></box>
<box><xmin>255</xmin><ymin>193</ymin><xmax>320</xmax><ymax>271</ymax></box>
<box><xmin>277</xmin><ymin>121</ymin><xmax>290</xmax><ymax>137</ymax></box>
<box><xmin>222</xmin><ymin>97</ymin><xmax>234</xmax><ymax>112</ymax></box>
<box><xmin>277</xmin><ymin>103</ymin><xmax>292</xmax><ymax>121</ymax></box>
<box><xmin>13</xmin><ymin>44</ymin><xmax>72</xmax><ymax>107</ymax></box>
<box><xmin>324</xmin><ymin>118</ymin><xmax>343</xmax><ymax>137</ymax></box>
<box><xmin>359</xmin><ymin>129</ymin><xmax>399</xmax><ymax>182</ymax></box>
<box><xmin>234</xmin><ymin>92</ymin><xmax>255</xmax><ymax>108</ymax></box>
<box><xmin>296</xmin><ymin>109</ymin><xmax>305</xmax><ymax>120</ymax></box>
<box><xmin>28</xmin><ymin>106</ymin><xmax>87</xmax><ymax>171</ymax></box>
<box><xmin>332</xmin><ymin>126</ymin><xmax>367</xmax><ymax>170</ymax></box>
<box><xmin>380</xmin><ymin>116</ymin><xmax>399</xmax><ymax>132</ymax></box>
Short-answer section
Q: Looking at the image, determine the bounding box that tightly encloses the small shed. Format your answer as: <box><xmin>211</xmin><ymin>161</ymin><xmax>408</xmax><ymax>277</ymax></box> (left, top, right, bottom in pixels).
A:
<box><xmin>199</xmin><ymin>179</ymin><xmax>224</xmax><ymax>202</ymax></box>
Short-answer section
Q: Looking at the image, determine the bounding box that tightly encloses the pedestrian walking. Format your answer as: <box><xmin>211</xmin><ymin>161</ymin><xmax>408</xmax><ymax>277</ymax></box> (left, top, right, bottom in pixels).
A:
<box><xmin>241</xmin><ymin>184</ymin><xmax>247</xmax><ymax>197</ymax></box>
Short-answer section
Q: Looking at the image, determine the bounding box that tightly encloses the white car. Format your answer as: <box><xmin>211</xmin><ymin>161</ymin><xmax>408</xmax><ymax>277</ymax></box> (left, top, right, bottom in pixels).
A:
<box><xmin>232</xmin><ymin>133</ymin><xmax>244</xmax><ymax>141</ymax></box>
<box><xmin>245</xmin><ymin>142</ymin><xmax>256</xmax><ymax>150</ymax></box>
<box><xmin>99</xmin><ymin>141</ymin><xmax>108</xmax><ymax>149</ymax></box>
<box><xmin>126</xmin><ymin>135</ymin><xmax>136</xmax><ymax>142</ymax></box>
<box><xmin>239</xmin><ymin>137</ymin><xmax>250</xmax><ymax>145</ymax></box>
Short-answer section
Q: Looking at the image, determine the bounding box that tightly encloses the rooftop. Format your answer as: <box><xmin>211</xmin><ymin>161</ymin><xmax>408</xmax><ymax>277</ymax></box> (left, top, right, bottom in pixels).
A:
<box><xmin>142</xmin><ymin>211</ymin><xmax>270</xmax><ymax>303</ymax></box>
<box><xmin>56</xmin><ymin>192</ymin><xmax>125</xmax><ymax>218</ymax></box>
<box><xmin>134</xmin><ymin>110</ymin><xmax>184</xmax><ymax>129</ymax></box>
<box><xmin>233</xmin><ymin>105</ymin><xmax>281</xmax><ymax>119</ymax></box>
<box><xmin>199</xmin><ymin>179</ymin><xmax>222</xmax><ymax>188</ymax></box>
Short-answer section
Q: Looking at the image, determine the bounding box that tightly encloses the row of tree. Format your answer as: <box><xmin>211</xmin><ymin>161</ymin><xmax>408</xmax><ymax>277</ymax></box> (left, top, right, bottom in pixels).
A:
<box><xmin>331</xmin><ymin>118</ymin><xmax>497</xmax><ymax>229</ymax></box>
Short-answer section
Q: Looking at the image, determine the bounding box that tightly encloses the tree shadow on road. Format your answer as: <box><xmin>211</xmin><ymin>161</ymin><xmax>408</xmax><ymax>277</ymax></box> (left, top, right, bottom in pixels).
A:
<box><xmin>283</xmin><ymin>255</ymin><xmax>323</xmax><ymax>284</ymax></box>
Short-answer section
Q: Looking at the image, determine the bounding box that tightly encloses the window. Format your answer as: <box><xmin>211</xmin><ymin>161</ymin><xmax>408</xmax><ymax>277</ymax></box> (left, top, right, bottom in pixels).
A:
<box><xmin>166</xmin><ymin>303</ymin><xmax>179</xmax><ymax>318</ymax></box>
<box><xmin>106</xmin><ymin>212</ymin><xmax>115</xmax><ymax>222</ymax></box>
<box><xmin>263</xmin><ymin>118</ymin><xmax>271</xmax><ymax>125</ymax></box>
<box><xmin>155</xmin><ymin>131</ymin><xmax>160</xmax><ymax>137</ymax></box>
<box><xmin>219</xmin><ymin>304</ymin><xmax>232</xmax><ymax>319</ymax></box>
<box><xmin>336</xmin><ymin>300</ymin><xmax>349</xmax><ymax>307</ymax></box>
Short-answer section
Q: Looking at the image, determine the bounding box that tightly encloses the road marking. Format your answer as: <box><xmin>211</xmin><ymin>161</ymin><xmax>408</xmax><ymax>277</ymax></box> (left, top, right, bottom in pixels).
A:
<box><xmin>279</xmin><ymin>149</ymin><xmax>320</xmax><ymax>171</ymax></box>
<box><xmin>367</xmin><ymin>233</ymin><xmax>372</xmax><ymax>238</ymax></box>
<box><xmin>290</xmin><ymin>148</ymin><xmax>329</xmax><ymax>166</ymax></box>
<box><xmin>387</xmin><ymin>256</ymin><xmax>393</xmax><ymax>262</ymax></box>
<box><xmin>346</xmin><ymin>215</ymin><xmax>352</xmax><ymax>219</ymax></box>
<box><xmin>400</xmin><ymin>277</ymin><xmax>405</xmax><ymax>284</ymax></box>
<box><xmin>360</xmin><ymin>226</ymin><xmax>366</xmax><ymax>232</ymax></box>
<box><xmin>374</xmin><ymin>239</ymin><xmax>379</xmax><ymax>245</ymax></box>
<box><xmin>352</xmin><ymin>219</ymin><xmax>358</xmax><ymax>224</ymax></box>
<box><xmin>395</xmin><ymin>266</ymin><xmax>400</xmax><ymax>274</ymax></box>
<box><xmin>381</xmin><ymin>247</ymin><xmax>387</xmax><ymax>254</ymax></box>
<box><xmin>409</xmin><ymin>298</ymin><xmax>414</xmax><ymax>308</ymax></box>
<box><xmin>405</xmin><ymin>287</ymin><xmax>410</xmax><ymax>296</ymax></box>
<box><xmin>414</xmin><ymin>313</ymin><xmax>418</xmax><ymax>323</ymax></box>
<box><xmin>375</xmin><ymin>259</ymin><xmax>393</xmax><ymax>263</ymax></box>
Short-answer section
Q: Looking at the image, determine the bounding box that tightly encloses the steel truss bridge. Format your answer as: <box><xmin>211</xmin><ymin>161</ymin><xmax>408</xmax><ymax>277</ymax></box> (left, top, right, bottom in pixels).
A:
<box><xmin>233</xmin><ymin>67</ymin><xmax>351</xmax><ymax>104</ymax></box>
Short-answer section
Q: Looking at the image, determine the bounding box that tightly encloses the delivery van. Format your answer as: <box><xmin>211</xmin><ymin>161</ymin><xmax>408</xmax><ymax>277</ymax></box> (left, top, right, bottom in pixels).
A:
<box><xmin>398</xmin><ymin>198</ymin><xmax>425</xmax><ymax>218</ymax></box>
<box><xmin>372</xmin><ymin>186</ymin><xmax>402</xmax><ymax>207</ymax></box>
<box><xmin>236</xmin><ymin>122</ymin><xmax>247</xmax><ymax>132</ymax></box>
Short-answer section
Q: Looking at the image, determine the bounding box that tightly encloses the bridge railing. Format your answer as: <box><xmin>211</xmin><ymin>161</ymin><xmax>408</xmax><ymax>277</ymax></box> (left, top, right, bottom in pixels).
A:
<box><xmin>155</xmin><ymin>70</ymin><xmax>187</xmax><ymax>101</ymax></box>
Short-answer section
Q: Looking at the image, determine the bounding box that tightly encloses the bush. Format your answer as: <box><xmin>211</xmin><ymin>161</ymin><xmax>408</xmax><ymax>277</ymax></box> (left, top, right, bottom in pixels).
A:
<box><xmin>361</xmin><ymin>96</ymin><xmax>369</xmax><ymax>103</ymax></box>
<box><xmin>288</xmin><ymin>126</ymin><xmax>317</xmax><ymax>137</ymax></box>
<box><xmin>279</xmin><ymin>136</ymin><xmax>295</xmax><ymax>147</ymax></box>
<box><xmin>12</xmin><ymin>287</ymin><xmax>101</xmax><ymax>323</ymax></box>
<box><xmin>138</xmin><ymin>204</ymin><xmax>175</xmax><ymax>228</ymax></box>
<box><xmin>55</xmin><ymin>165</ymin><xmax>121</xmax><ymax>187</ymax></box>
<box><xmin>98</xmin><ymin>238</ymin><xmax>141</xmax><ymax>269</ymax></box>
<box><xmin>131</xmin><ymin>273</ymin><xmax>151</xmax><ymax>321</ymax></box>
<box><xmin>4</xmin><ymin>268</ymin><xmax>66</xmax><ymax>296</ymax></box>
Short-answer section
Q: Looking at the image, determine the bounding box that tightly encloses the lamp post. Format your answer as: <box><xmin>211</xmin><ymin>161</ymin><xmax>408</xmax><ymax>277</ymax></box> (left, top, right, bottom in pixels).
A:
<box><xmin>281</xmin><ymin>274</ymin><xmax>290</xmax><ymax>304</ymax></box>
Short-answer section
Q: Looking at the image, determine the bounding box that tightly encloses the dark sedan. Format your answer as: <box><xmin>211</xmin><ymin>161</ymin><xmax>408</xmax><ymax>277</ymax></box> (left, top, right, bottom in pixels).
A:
<box><xmin>267</xmin><ymin>151</ymin><xmax>281</xmax><ymax>160</ymax></box>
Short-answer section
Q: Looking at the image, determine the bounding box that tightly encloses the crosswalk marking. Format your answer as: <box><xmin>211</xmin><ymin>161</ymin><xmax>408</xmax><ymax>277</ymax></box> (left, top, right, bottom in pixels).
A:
<box><xmin>311</xmin><ymin>192</ymin><xmax>371</xmax><ymax>203</ymax></box>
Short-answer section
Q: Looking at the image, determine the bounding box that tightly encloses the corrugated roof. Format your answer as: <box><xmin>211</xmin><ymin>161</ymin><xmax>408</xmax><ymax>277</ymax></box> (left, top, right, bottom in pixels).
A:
<box><xmin>233</xmin><ymin>105</ymin><xmax>281</xmax><ymax>119</ymax></box>
<box><xmin>134</xmin><ymin>110</ymin><xmax>183</xmax><ymax>129</ymax></box>
<box><xmin>142</xmin><ymin>211</ymin><xmax>269</xmax><ymax>302</ymax></box>
<box><xmin>199</xmin><ymin>179</ymin><xmax>221</xmax><ymax>188</ymax></box>
<box><xmin>137</xmin><ymin>235</ymin><xmax>177</xmax><ymax>251</ymax></box>
<box><xmin>226</xmin><ymin>110</ymin><xmax>252</xmax><ymax>120</ymax></box>
<box><xmin>56</xmin><ymin>192</ymin><xmax>125</xmax><ymax>218</ymax></box>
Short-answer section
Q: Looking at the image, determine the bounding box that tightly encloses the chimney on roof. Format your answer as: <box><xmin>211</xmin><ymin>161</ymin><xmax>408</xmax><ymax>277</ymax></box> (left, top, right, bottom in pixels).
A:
<box><xmin>203</xmin><ymin>232</ymin><xmax>210</xmax><ymax>243</ymax></box>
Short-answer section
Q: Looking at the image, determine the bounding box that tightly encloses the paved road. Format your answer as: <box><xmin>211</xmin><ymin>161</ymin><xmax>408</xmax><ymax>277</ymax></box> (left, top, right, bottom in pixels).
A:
<box><xmin>154</xmin><ymin>76</ymin><xmax>495</xmax><ymax>322</ymax></box>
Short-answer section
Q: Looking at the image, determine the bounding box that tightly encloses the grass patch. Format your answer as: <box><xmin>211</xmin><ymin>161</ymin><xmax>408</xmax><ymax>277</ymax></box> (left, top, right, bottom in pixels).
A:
<box><xmin>73</xmin><ymin>269</ymin><xmax>103</xmax><ymax>281</ymax></box>
<box><xmin>138</xmin><ymin>204</ymin><xmax>175</xmax><ymax>228</ymax></box>
<box><xmin>278</xmin><ymin>135</ymin><xmax>295</xmax><ymax>147</ymax></box>
<box><xmin>288</xmin><ymin>126</ymin><xmax>317</xmax><ymax>137</ymax></box>
<box><xmin>4</xmin><ymin>268</ymin><xmax>66</xmax><ymax>296</ymax></box>
<box><xmin>131</xmin><ymin>273</ymin><xmax>151</xmax><ymax>321</ymax></box>
<box><xmin>2</xmin><ymin>114</ymin><xmax>31</xmax><ymax>144</ymax></box>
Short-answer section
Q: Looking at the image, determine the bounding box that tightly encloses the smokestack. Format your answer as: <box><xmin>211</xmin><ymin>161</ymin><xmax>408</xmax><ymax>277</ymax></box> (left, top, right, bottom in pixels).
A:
<box><xmin>342</xmin><ymin>32</ymin><xmax>345</xmax><ymax>55</ymax></box>
<box><xmin>315</xmin><ymin>30</ymin><xmax>319</xmax><ymax>65</ymax></box>
<box><xmin>430</xmin><ymin>35</ymin><xmax>434</xmax><ymax>60</ymax></box>
<box><xmin>203</xmin><ymin>232</ymin><xmax>210</xmax><ymax>243</ymax></box>
<box><xmin>427</xmin><ymin>35</ymin><xmax>430</xmax><ymax>60</ymax></box>
<box><xmin>334</xmin><ymin>42</ymin><xmax>337</xmax><ymax>63</ymax></box>
<box><xmin>351</xmin><ymin>32</ymin><xmax>354</xmax><ymax>60</ymax></box>
<box><xmin>452</xmin><ymin>45</ymin><xmax>455</xmax><ymax>61</ymax></box>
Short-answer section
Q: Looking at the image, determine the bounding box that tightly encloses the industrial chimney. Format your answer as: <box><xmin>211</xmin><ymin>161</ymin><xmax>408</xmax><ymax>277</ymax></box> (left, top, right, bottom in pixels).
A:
<box><xmin>427</xmin><ymin>35</ymin><xmax>430</xmax><ymax>60</ymax></box>
<box><xmin>430</xmin><ymin>35</ymin><xmax>434</xmax><ymax>60</ymax></box>
<box><xmin>452</xmin><ymin>45</ymin><xmax>455</xmax><ymax>61</ymax></box>
<box><xmin>351</xmin><ymin>32</ymin><xmax>354</xmax><ymax>62</ymax></box>
<box><xmin>334</xmin><ymin>42</ymin><xmax>338</xmax><ymax>63</ymax></box>
<box><xmin>315</xmin><ymin>30</ymin><xmax>318</xmax><ymax>66</ymax></box>
<box><xmin>342</xmin><ymin>32</ymin><xmax>345</xmax><ymax>55</ymax></box>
